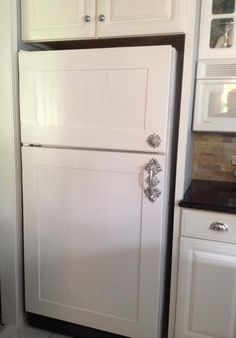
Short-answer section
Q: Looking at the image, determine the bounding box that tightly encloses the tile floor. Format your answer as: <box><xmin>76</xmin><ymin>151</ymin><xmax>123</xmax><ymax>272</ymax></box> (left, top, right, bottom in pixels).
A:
<box><xmin>0</xmin><ymin>323</ymin><xmax>71</xmax><ymax>338</ymax></box>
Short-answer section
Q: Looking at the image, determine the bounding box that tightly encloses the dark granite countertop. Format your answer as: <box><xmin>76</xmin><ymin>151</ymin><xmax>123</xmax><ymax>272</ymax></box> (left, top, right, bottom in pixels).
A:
<box><xmin>179</xmin><ymin>179</ymin><xmax>236</xmax><ymax>214</ymax></box>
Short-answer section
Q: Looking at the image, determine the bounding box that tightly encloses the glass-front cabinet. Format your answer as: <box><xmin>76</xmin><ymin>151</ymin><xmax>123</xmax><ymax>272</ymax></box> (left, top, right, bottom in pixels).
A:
<box><xmin>199</xmin><ymin>0</ymin><xmax>236</xmax><ymax>58</ymax></box>
<box><xmin>212</xmin><ymin>0</ymin><xmax>235</xmax><ymax>14</ymax></box>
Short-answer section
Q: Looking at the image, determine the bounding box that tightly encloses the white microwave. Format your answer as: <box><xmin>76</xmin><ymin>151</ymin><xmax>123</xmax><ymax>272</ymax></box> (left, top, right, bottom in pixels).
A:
<box><xmin>193</xmin><ymin>59</ymin><xmax>236</xmax><ymax>133</ymax></box>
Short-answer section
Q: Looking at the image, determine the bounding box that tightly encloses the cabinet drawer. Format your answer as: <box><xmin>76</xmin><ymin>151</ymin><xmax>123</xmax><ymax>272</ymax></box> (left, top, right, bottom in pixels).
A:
<box><xmin>181</xmin><ymin>208</ymin><xmax>236</xmax><ymax>244</ymax></box>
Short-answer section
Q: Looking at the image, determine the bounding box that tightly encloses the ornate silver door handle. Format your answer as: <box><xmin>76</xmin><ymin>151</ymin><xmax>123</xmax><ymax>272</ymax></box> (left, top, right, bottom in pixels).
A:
<box><xmin>144</xmin><ymin>158</ymin><xmax>162</xmax><ymax>202</ymax></box>
<box><xmin>145</xmin><ymin>158</ymin><xmax>162</xmax><ymax>174</ymax></box>
<box><xmin>210</xmin><ymin>221</ymin><xmax>229</xmax><ymax>232</ymax></box>
<box><xmin>147</xmin><ymin>168</ymin><xmax>160</xmax><ymax>196</ymax></box>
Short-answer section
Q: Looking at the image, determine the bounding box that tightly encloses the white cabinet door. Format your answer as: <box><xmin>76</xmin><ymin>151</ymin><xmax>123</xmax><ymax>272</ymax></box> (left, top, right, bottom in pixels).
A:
<box><xmin>175</xmin><ymin>237</ymin><xmax>236</xmax><ymax>338</ymax></box>
<box><xmin>21</xmin><ymin>0</ymin><xmax>96</xmax><ymax>41</ymax></box>
<box><xmin>96</xmin><ymin>0</ymin><xmax>184</xmax><ymax>37</ymax></box>
<box><xmin>21</xmin><ymin>0</ymin><xmax>184</xmax><ymax>41</ymax></box>
<box><xmin>22</xmin><ymin>146</ymin><xmax>166</xmax><ymax>338</ymax></box>
<box><xmin>19</xmin><ymin>46</ymin><xmax>176</xmax><ymax>153</ymax></box>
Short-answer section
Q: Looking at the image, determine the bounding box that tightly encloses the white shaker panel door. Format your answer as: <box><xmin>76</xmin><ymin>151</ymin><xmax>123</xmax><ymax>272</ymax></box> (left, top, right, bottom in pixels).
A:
<box><xmin>22</xmin><ymin>146</ymin><xmax>166</xmax><ymax>338</ymax></box>
<box><xmin>21</xmin><ymin>0</ymin><xmax>96</xmax><ymax>41</ymax></box>
<box><xmin>175</xmin><ymin>237</ymin><xmax>236</xmax><ymax>338</ymax></box>
<box><xmin>97</xmin><ymin>0</ymin><xmax>184</xmax><ymax>37</ymax></box>
<box><xmin>19</xmin><ymin>46</ymin><xmax>176</xmax><ymax>153</ymax></box>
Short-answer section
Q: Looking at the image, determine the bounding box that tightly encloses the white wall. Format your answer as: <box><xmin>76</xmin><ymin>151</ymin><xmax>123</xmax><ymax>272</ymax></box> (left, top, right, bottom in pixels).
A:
<box><xmin>0</xmin><ymin>0</ymin><xmax>24</xmax><ymax>325</ymax></box>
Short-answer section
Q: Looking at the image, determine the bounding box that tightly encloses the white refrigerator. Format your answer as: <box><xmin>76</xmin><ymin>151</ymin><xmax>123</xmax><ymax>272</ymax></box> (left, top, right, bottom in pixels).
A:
<box><xmin>20</xmin><ymin>46</ymin><xmax>177</xmax><ymax>338</ymax></box>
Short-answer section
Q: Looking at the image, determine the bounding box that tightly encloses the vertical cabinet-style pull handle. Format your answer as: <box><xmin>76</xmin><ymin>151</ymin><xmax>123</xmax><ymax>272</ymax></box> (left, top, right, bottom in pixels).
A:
<box><xmin>84</xmin><ymin>15</ymin><xmax>91</xmax><ymax>22</ymax></box>
<box><xmin>99</xmin><ymin>14</ymin><xmax>105</xmax><ymax>22</ymax></box>
<box><xmin>148</xmin><ymin>168</ymin><xmax>158</xmax><ymax>197</ymax></box>
<box><xmin>144</xmin><ymin>158</ymin><xmax>162</xmax><ymax>202</ymax></box>
<box><xmin>210</xmin><ymin>221</ymin><xmax>229</xmax><ymax>232</ymax></box>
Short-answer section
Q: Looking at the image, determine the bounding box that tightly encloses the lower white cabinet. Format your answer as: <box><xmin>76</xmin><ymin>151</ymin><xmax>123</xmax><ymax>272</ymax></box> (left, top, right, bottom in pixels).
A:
<box><xmin>175</xmin><ymin>210</ymin><xmax>236</xmax><ymax>338</ymax></box>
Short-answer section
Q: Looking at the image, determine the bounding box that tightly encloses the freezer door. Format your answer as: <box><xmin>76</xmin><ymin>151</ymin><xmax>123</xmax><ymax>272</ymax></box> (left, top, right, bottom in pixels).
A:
<box><xmin>22</xmin><ymin>147</ymin><xmax>167</xmax><ymax>338</ymax></box>
<box><xmin>19</xmin><ymin>46</ymin><xmax>176</xmax><ymax>153</ymax></box>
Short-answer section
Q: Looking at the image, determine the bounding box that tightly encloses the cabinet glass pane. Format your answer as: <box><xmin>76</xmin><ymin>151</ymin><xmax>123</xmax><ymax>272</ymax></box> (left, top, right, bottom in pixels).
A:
<box><xmin>212</xmin><ymin>0</ymin><xmax>235</xmax><ymax>14</ymax></box>
<box><xmin>210</xmin><ymin>18</ymin><xmax>234</xmax><ymax>48</ymax></box>
<box><xmin>208</xmin><ymin>84</ymin><xmax>236</xmax><ymax>118</ymax></box>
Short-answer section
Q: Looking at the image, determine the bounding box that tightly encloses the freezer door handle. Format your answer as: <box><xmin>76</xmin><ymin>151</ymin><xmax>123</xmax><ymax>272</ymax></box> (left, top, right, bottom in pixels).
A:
<box><xmin>144</xmin><ymin>158</ymin><xmax>162</xmax><ymax>202</ymax></box>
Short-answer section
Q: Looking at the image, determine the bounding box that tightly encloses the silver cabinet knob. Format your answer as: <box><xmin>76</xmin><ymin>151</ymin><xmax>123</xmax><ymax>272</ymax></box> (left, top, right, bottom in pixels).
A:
<box><xmin>84</xmin><ymin>15</ymin><xmax>91</xmax><ymax>22</ymax></box>
<box><xmin>99</xmin><ymin>14</ymin><xmax>105</xmax><ymax>22</ymax></box>
<box><xmin>147</xmin><ymin>134</ymin><xmax>161</xmax><ymax>148</ymax></box>
<box><xmin>210</xmin><ymin>221</ymin><xmax>229</xmax><ymax>232</ymax></box>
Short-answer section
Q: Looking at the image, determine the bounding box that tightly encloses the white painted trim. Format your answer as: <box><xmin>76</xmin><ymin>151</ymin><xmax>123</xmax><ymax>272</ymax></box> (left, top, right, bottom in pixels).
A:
<box><xmin>0</xmin><ymin>0</ymin><xmax>24</xmax><ymax>325</ymax></box>
<box><xmin>168</xmin><ymin>1</ymin><xmax>201</xmax><ymax>337</ymax></box>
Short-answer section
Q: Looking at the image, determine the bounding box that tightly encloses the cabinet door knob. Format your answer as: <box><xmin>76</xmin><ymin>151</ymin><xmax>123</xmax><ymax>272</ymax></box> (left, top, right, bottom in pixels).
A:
<box><xmin>147</xmin><ymin>134</ymin><xmax>161</xmax><ymax>148</ymax></box>
<box><xmin>210</xmin><ymin>221</ymin><xmax>229</xmax><ymax>232</ymax></box>
<box><xmin>84</xmin><ymin>15</ymin><xmax>91</xmax><ymax>22</ymax></box>
<box><xmin>99</xmin><ymin>14</ymin><xmax>105</xmax><ymax>22</ymax></box>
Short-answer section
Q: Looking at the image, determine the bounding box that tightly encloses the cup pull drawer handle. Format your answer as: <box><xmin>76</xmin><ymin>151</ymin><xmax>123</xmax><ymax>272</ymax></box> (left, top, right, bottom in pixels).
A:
<box><xmin>210</xmin><ymin>221</ymin><xmax>229</xmax><ymax>232</ymax></box>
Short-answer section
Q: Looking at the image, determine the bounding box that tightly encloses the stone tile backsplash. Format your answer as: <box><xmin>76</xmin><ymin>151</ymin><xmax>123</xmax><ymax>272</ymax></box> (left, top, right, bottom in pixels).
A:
<box><xmin>192</xmin><ymin>133</ymin><xmax>236</xmax><ymax>182</ymax></box>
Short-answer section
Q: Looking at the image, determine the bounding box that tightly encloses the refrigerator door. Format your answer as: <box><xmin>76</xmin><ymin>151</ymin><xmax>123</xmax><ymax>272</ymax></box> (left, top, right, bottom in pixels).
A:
<box><xmin>19</xmin><ymin>46</ymin><xmax>176</xmax><ymax>153</ymax></box>
<box><xmin>22</xmin><ymin>146</ymin><xmax>166</xmax><ymax>338</ymax></box>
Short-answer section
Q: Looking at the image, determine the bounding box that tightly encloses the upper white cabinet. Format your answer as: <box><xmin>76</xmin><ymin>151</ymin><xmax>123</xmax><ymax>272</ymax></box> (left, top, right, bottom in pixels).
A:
<box><xmin>199</xmin><ymin>0</ymin><xmax>236</xmax><ymax>58</ymax></box>
<box><xmin>19</xmin><ymin>46</ymin><xmax>177</xmax><ymax>153</ymax></box>
<box><xmin>21</xmin><ymin>0</ymin><xmax>97</xmax><ymax>41</ymax></box>
<box><xmin>21</xmin><ymin>0</ymin><xmax>184</xmax><ymax>41</ymax></box>
<box><xmin>96</xmin><ymin>0</ymin><xmax>184</xmax><ymax>37</ymax></box>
